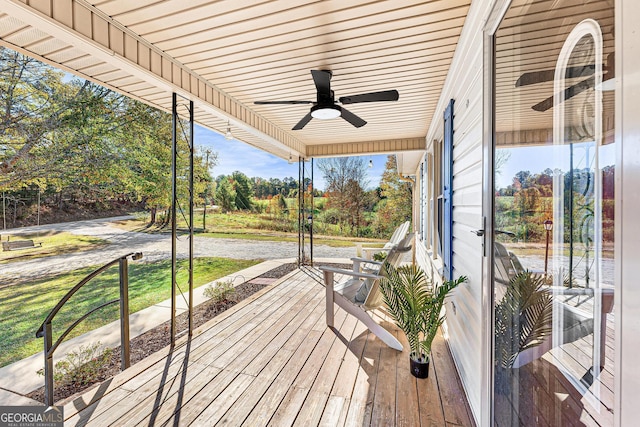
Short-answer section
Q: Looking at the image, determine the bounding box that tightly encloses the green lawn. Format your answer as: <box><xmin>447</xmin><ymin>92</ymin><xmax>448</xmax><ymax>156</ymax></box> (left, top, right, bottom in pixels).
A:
<box><xmin>0</xmin><ymin>231</ymin><xmax>108</xmax><ymax>264</ymax></box>
<box><xmin>115</xmin><ymin>213</ymin><xmax>384</xmax><ymax>248</ymax></box>
<box><xmin>0</xmin><ymin>256</ymin><xmax>260</xmax><ymax>367</ymax></box>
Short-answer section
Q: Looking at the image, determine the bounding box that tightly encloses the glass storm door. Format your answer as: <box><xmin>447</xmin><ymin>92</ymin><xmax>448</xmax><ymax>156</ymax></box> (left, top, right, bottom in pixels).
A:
<box><xmin>492</xmin><ymin>1</ymin><xmax>615</xmax><ymax>425</ymax></box>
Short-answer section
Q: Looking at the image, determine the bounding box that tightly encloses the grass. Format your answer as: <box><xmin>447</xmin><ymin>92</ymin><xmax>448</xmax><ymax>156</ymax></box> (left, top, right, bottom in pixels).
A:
<box><xmin>498</xmin><ymin>241</ymin><xmax>615</xmax><ymax>259</ymax></box>
<box><xmin>0</xmin><ymin>231</ymin><xmax>108</xmax><ymax>264</ymax></box>
<box><xmin>114</xmin><ymin>213</ymin><xmax>384</xmax><ymax>248</ymax></box>
<box><xmin>0</xmin><ymin>256</ymin><xmax>260</xmax><ymax>367</ymax></box>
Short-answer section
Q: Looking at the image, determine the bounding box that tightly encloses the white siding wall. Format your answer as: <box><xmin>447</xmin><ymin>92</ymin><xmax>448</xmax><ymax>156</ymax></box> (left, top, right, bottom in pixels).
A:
<box><xmin>415</xmin><ymin>0</ymin><xmax>495</xmax><ymax>421</ymax></box>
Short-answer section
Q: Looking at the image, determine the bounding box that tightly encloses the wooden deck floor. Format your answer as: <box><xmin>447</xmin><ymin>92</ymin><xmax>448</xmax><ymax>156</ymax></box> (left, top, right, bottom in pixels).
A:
<box><xmin>495</xmin><ymin>313</ymin><xmax>615</xmax><ymax>427</ymax></box>
<box><xmin>63</xmin><ymin>267</ymin><xmax>475</xmax><ymax>426</ymax></box>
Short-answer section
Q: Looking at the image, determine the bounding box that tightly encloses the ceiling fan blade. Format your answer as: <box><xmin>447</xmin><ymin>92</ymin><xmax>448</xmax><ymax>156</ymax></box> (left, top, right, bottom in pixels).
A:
<box><xmin>532</xmin><ymin>75</ymin><xmax>595</xmax><ymax>112</ymax></box>
<box><xmin>311</xmin><ymin>70</ymin><xmax>332</xmax><ymax>95</ymax></box>
<box><xmin>254</xmin><ymin>100</ymin><xmax>313</xmax><ymax>105</ymax></box>
<box><xmin>340</xmin><ymin>107</ymin><xmax>366</xmax><ymax>128</ymax></box>
<box><xmin>292</xmin><ymin>112</ymin><xmax>313</xmax><ymax>130</ymax></box>
<box><xmin>516</xmin><ymin>65</ymin><xmax>595</xmax><ymax>87</ymax></box>
<box><xmin>339</xmin><ymin>90</ymin><xmax>399</xmax><ymax>104</ymax></box>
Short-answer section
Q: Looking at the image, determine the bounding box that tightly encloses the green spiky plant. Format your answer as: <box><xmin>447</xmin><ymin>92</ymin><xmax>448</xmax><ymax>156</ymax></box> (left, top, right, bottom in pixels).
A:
<box><xmin>380</xmin><ymin>264</ymin><xmax>467</xmax><ymax>363</ymax></box>
<box><xmin>494</xmin><ymin>271</ymin><xmax>553</xmax><ymax>369</ymax></box>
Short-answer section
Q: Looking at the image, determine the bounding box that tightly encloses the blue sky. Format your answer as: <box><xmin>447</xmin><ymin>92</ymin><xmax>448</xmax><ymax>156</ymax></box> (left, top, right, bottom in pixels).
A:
<box><xmin>195</xmin><ymin>125</ymin><xmax>388</xmax><ymax>191</ymax></box>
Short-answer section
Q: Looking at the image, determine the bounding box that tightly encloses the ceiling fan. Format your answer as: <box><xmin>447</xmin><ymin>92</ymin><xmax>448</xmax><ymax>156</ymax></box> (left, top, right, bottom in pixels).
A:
<box><xmin>515</xmin><ymin>52</ymin><xmax>614</xmax><ymax>112</ymax></box>
<box><xmin>254</xmin><ymin>70</ymin><xmax>399</xmax><ymax>130</ymax></box>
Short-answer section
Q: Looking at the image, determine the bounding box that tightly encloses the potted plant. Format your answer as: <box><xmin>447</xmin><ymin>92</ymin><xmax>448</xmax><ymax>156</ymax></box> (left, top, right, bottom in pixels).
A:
<box><xmin>494</xmin><ymin>271</ymin><xmax>553</xmax><ymax>393</ymax></box>
<box><xmin>379</xmin><ymin>264</ymin><xmax>467</xmax><ymax>378</ymax></box>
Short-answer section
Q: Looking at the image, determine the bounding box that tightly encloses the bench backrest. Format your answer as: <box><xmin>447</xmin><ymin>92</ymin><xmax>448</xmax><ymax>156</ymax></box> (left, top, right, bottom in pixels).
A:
<box><xmin>389</xmin><ymin>221</ymin><xmax>410</xmax><ymax>245</ymax></box>
<box><xmin>363</xmin><ymin>232</ymin><xmax>414</xmax><ymax>310</ymax></box>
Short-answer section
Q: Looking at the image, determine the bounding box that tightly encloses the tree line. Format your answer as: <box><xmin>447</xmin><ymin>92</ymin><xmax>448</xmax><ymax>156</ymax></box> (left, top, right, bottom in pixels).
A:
<box><xmin>495</xmin><ymin>165</ymin><xmax>615</xmax><ymax>243</ymax></box>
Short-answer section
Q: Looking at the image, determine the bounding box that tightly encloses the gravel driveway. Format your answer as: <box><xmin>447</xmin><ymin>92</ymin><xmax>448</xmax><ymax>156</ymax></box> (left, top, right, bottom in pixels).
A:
<box><xmin>0</xmin><ymin>216</ymin><xmax>355</xmax><ymax>285</ymax></box>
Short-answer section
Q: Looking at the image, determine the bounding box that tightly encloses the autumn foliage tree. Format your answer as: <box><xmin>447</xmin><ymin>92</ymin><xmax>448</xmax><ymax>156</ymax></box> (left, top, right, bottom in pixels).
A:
<box><xmin>374</xmin><ymin>156</ymin><xmax>412</xmax><ymax>235</ymax></box>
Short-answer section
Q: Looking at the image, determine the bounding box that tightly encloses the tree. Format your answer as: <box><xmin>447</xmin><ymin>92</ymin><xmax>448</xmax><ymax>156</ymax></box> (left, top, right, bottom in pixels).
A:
<box><xmin>215</xmin><ymin>176</ymin><xmax>236</xmax><ymax>212</ymax></box>
<box><xmin>0</xmin><ymin>47</ymin><xmax>127</xmax><ymax>190</ymax></box>
<box><xmin>0</xmin><ymin>46</ymin><xmax>218</xmax><ymax>227</ymax></box>
<box><xmin>231</xmin><ymin>171</ymin><xmax>253</xmax><ymax>210</ymax></box>
<box><xmin>199</xmin><ymin>148</ymin><xmax>217</xmax><ymax>230</ymax></box>
<box><xmin>317</xmin><ymin>157</ymin><xmax>369</xmax><ymax>233</ymax></box>
<box><xmin>374</xmin><ymin>156</ymin><xmax>412</xmax><ymax>235</ymax></box>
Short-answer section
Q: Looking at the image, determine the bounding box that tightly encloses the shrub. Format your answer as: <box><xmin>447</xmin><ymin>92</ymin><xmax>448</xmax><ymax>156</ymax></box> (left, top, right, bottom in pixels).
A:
<box><xmin>203</xmin><ymin>279</ymin><xmax>237</xmax><ymax>303</ymax></box>
<box><xmin>320</xmin><ymin>208</ymin><xmax>341</xmax><ymax>225</ymax></box>
<box><xmin>373</xmin><ymin>251</ymin><xmax>387</xmax><ymax>262</ymax></box>
<box><xmin>37</xmin><ymin>342</ymin><xmax>112</xmax><ymax>386</ymax></box>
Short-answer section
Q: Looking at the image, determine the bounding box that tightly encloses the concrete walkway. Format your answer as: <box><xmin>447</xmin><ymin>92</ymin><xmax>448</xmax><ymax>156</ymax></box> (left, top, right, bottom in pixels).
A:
<box><xmin>0</xmin><ymin>257</ymin><xmax>351</xmax><ymax>405</ymax></box>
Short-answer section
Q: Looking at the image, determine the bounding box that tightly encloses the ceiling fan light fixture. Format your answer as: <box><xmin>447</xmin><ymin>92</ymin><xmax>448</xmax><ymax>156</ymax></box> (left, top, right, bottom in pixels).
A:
<box><xmin>311</xmin><ymin>104</ymin><xmax>341</xmax><ymax>120</ymax></box>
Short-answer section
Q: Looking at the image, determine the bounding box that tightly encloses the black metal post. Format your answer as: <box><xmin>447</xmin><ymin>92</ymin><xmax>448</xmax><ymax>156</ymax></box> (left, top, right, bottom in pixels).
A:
<box><xmin>310</xmin><ymin>158</ymin><xmax>314</xmax><ymax>265</ymax></box>
<box><xmin>568</xmin><ymin>143</ymin><xmax>574</xmax><ymax>288</ymax></box>
<box><xmin>119</xmin><ymin>257</ymin><xmax>131</xmax><ymax>370</ymax></box>
<box><xmin>188</xmin><ymin>99</ymin><xmax>194</xmax><ymax>336</ymax></box>
<box><xmin>544</xmin><ymin>228</ymin><xmax>550</xmax><ymax>276</ymax></box>
<box><xmin>171</xmin><ymin>92</ymin><xmax>178</xmax><ymax>346</ymax></box>
<box><xmin>298</xmin><ymin>156</ymin><xmax>302</xmax><ymax>266</ymax></box>
<box><xmin>43</xmin><ymin>322</ymin><xmax>53</xmax><ymax>407</ymax></box>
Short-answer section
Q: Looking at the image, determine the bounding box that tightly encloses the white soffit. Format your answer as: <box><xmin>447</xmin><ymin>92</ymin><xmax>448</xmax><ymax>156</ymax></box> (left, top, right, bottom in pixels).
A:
<box><xmin>0</xmin><ymin>0</ymin><xmax>472</xmax><ymax>160</ymax></box>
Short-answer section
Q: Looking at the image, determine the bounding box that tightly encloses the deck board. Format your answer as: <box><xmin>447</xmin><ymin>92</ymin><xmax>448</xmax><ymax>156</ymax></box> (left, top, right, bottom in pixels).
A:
<box><xmin>64</xmin><ymin>268</ymin><xmax>475</xmax><ymax>427</ymax></box>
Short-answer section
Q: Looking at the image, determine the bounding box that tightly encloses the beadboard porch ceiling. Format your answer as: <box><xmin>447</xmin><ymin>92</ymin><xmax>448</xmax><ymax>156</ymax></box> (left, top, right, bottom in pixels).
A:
<box><xmin>0</xmin><ymin>0</ymin><xmax>471</xmax><ymax>162</ymax></box>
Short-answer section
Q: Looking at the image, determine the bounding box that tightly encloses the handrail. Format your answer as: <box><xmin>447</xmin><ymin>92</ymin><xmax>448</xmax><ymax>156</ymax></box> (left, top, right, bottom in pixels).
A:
<box><xmin>45</xmin><ymin>299</ymin><xmax>119</xmax><ymax>357</ymax></box>
<box><xmin>36</xmin><ymin>252</ymin><xmax>139</xmax><ymax>338</ymax></box>
<box><xmin>36</xmin><ymin>252</ymin><xmax>142</xmax><ymax>406</ymax></box>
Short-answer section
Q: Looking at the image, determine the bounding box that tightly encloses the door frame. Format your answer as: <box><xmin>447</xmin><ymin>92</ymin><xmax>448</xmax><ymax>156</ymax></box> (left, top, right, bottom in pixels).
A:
<box><xmin>481</xmin><ymin>1</ymin><xmax>511</xmax><ymax>425</ymax></box>
<box><xmin>617</xmin><ymin>0</ymin><xmax>640</xmax><ymax>424</ymax></box>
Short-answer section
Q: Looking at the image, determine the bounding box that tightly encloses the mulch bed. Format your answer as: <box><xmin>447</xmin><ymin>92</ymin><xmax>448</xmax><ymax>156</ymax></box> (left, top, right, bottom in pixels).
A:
<box><xmin>27</xmin><ymin>262</ymin><xmax>300</xmax><ymax>404</ymax></box>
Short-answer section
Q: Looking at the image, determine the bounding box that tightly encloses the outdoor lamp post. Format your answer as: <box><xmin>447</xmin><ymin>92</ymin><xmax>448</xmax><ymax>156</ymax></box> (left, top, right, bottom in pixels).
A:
<box><xmin>544</xmin><ymin>220</ymin><xmax>553</xmax><ymax>276</ymax></box>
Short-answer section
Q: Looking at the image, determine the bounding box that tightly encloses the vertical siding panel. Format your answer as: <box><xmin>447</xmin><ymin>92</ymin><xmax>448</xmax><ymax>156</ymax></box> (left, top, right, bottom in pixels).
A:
<box><xmin>138</xmin><ymin>44</ymin><xmax>150</xmax><ymax>70</ymax></box>
<box><xmin>124</xmin><ymin>34</ymin><xmax>137</xmax><ymax>63</ymax></box>
<box><xmin>162</xmin><ymin>57</ymin><xmax>172</xmax><ymax>81</ymax></box>
<box><xmin>73</xmin><ymin>4</ymin><xmax>92</xmax><ymax>38</ymax></box>
<box><xmin>172</xmin><ymin>63</ymin><xmax>181</xmax><ymax>86</ymax></box>
<box><xmin>150</xmin><ymin>51</ymin><xmax>162</xmax><ymax>76</ymax></box>
<box><xmin>52</xmin><ymin>0</ymin><xmax>72</xmax><ymax>28</ymax></box>
<box><xmin>109</xmin><ymin>26</ymin><xmax>124</xmax><ymax>56</ymax></box>
<box><xmin>29</xmin><ymin>0</ymin><xmax>51</xmax><ymax>16</ymax></box>
<box><xmin>92</xmin><ymin>13</ymin><xmax>108</xmax><ymax>47</ymax></box>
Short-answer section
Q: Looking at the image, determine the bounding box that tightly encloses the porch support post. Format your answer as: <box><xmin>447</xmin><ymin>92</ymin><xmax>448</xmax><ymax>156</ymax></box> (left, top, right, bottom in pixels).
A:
<box><xmin>298</xmin><ymin>156</ymin><xmax>303</xmax><ymax>266</ymax></box>
<box><xmin>171</xmin><ymin>92</ymin><xmax>177</xmax><ymax>347</ymax></box>
<box><xmin>310</xmin><ymin>158</ymin><xmax>314</xmax><ymax>265</ymax></box>
<box><xmin>188</xmin><ymin>99</ymin><xmax>194</xmax><ymax>337</ymax></box>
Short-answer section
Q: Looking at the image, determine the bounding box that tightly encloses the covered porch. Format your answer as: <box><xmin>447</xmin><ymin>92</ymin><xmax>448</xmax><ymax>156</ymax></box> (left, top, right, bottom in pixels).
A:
<box><xmin>62</xmin><ymin>267</ymin><xmax>474</xmax><ymax>426</ymax></box>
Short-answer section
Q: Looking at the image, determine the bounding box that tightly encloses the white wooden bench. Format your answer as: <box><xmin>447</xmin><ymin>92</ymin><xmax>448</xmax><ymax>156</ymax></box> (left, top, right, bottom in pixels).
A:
<box><xmin>2</xmin><ymin>239</ymin><xmax>42</xmax><ymax>251</ymax></box>
<box><xmin>320</xmin><ymin>233</ymin><xmax>414</xmax><ymax>351</ymax></box>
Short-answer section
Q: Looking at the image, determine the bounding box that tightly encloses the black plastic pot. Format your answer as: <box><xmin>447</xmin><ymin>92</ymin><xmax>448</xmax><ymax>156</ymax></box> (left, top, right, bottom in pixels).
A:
<box><xmin>410</xmin><ymin>355</ymin><xmax>430</xmax><ymax>378</ymax></box>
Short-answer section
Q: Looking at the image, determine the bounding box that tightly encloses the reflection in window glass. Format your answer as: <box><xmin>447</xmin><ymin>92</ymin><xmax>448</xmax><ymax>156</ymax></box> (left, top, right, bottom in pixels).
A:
<box><xmin>493</xmin><ymin>1</ymin><xmax>615</xmax><ymax>425</ymax></box>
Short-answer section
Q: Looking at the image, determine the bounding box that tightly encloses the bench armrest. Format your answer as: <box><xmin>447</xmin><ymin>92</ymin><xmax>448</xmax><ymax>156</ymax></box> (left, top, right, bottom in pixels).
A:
<box><xmin>319</xmin><ymin>266</ymin><xmax>381</xmax><ymax>280</ymax></box>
